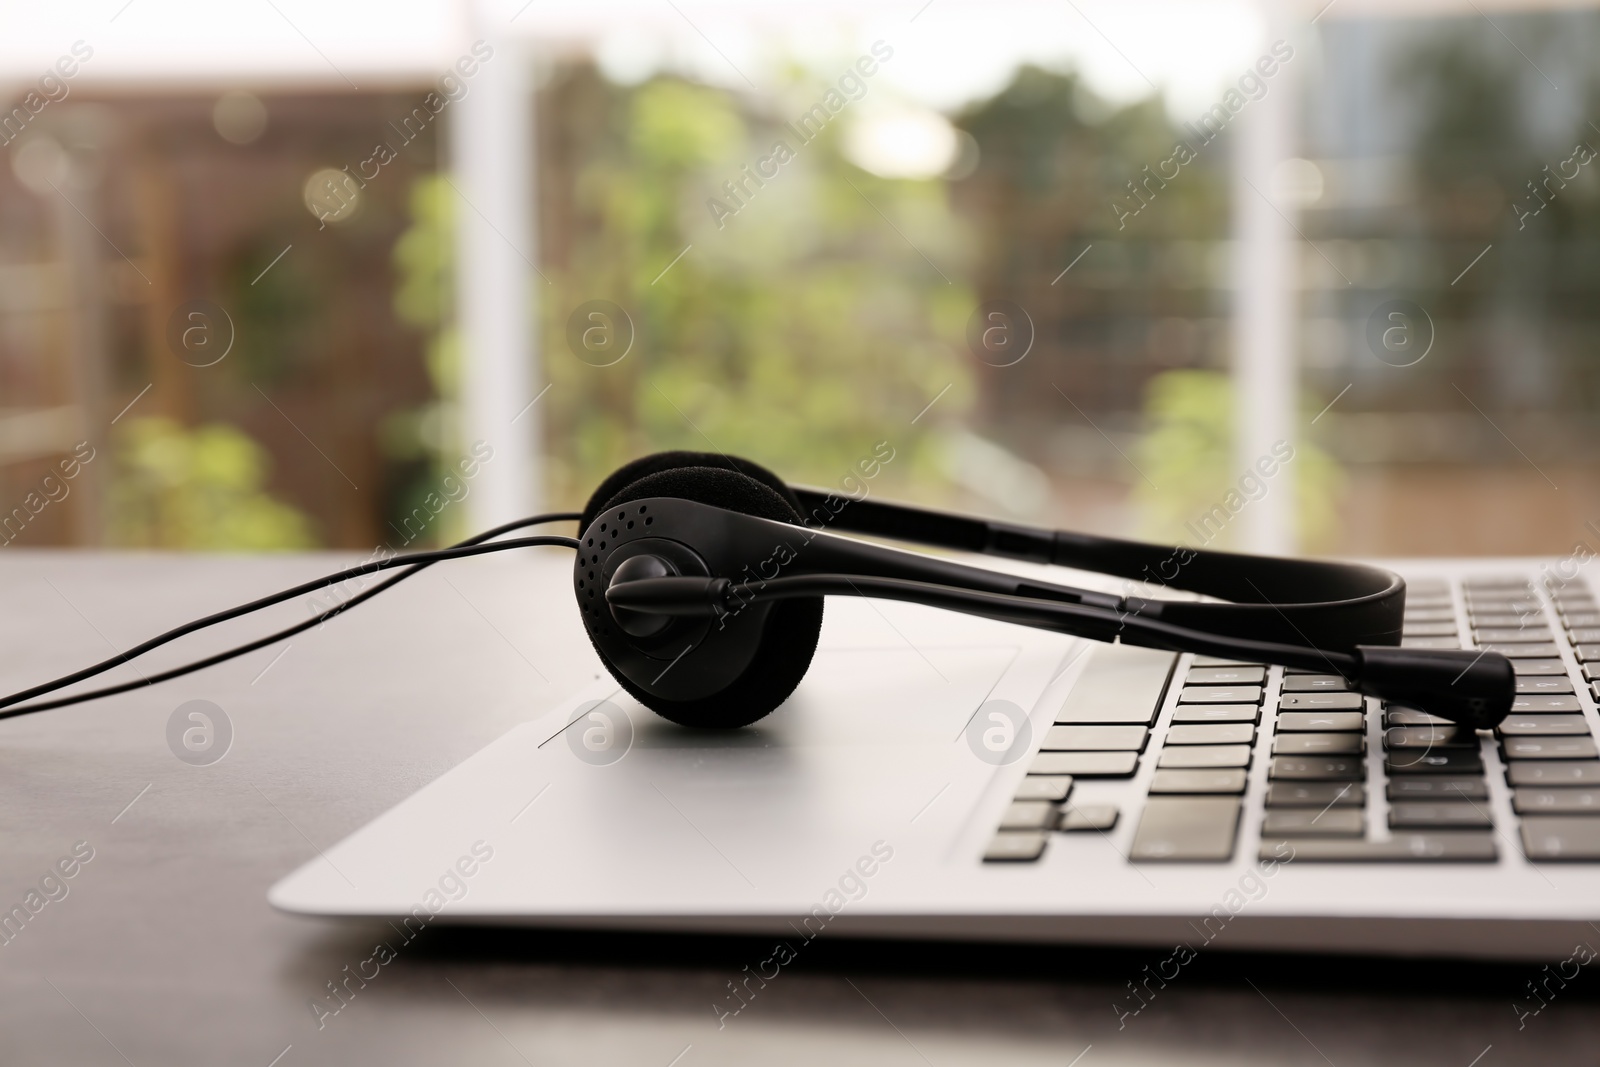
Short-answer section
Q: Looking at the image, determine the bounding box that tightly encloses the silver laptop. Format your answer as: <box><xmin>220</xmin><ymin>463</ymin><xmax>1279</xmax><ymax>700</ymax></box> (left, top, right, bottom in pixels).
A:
<box><xmin>270</xmin><ymin>558</ymin><xmax>1600</xmax><ymax>962</ymax></box>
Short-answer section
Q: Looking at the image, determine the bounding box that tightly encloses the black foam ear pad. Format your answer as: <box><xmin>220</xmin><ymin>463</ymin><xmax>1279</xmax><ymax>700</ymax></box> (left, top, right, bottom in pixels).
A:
<box><xmin>583</xmin><ymin>464</ymin><xmax>823</xmax><ymax>729</ymax></box>
<box><xmin>581</xmin><ymin>451</ymin><xmax>800</xmax><ymax>534</ymax></box>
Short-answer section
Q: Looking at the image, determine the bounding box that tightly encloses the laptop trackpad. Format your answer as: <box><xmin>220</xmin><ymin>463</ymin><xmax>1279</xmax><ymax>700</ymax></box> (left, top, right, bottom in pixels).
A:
<box><xmin>270</xmin><ymin>644</ymin><xmax>1024</xmax><ymax>915</ymax></box>
<box><xmin>534</xmin><ymin>646</ymin><xmax>1021</xmax><ymax>898</ymax></box>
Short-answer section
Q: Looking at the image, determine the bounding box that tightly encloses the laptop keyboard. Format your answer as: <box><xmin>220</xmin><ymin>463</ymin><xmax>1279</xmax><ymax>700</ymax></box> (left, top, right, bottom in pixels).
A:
<box><xmin>985</xmin><ymin>572</ymin><xmax>1600</xmax><ymax>865</ymax></box>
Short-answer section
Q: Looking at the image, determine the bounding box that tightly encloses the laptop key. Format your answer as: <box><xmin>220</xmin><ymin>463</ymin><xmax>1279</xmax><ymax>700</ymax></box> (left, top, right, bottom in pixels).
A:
<box><xmin>1279</xmin><ymin>692</ymin><xmax>1365</xmax><ymax>711</ymax></box>
<box><xmin>1506</xmin><ymin>761</ymin><xmax>1600</xmax><ymax>786</ymax></box>
<box><xmin>1014</xmin><ymin>775</ymin><xmax>1073</xmax><ymax>801</ymax></box>
<box><xmin>1041</xmin><ymin>725</ymin><xmax>1149</xmax><ymax>751</ymax></box>
<box><xmin>1471</xmin><ymin>613</ymin><xmax>1546</xmax><ymax>628</ymax></box>
<box><xmin>1262</xmin><ymin>809</ymin><xmax>1364</xmax><ymax>836</ymax></box>
<box><xmin>1562</xmin><ymin>613</ymin><xmax>1600</xmax><ymax>628</ymax></box>
<box><xmin>1029</xmin><ymin>751</ymin><xmax>1140</xmax><ymax>777</ymax></box>
<box><xmin>1513</xmin><ymin>695</ymin><xmax>1582</xmax><ymax>713</ymax></box>
<box><xmin>1178</xmin><ymin>685</ymin><xmax>1263</xmax><ymax>705</ymax></box>
<box><xmin>1270</xmin><ymin>756</ymin><xmax>1364</xmax><ymax>780</ymax></box>
<box><xmin>1468</xmin><ymin>608</ymin><xmax>1540</xmax><ymax>623</ymax></box>
<box><xmin>1513</xmin><ymin>788</ymin><xmax>1600</xmax><ymax>814</ymax></box>
<box><xmin>1054</xmin><ymin>645</ymin><xmax>1177</xmax><ymax>725</ymax></box>
<box><xmin>1503</xmin><ymin>736</ymin><xmax>1600</xmax><ymax>760</ymax></box>
<box><xmin>1058</xmin><ymin>804</ymin><xmax>1118</xmax><ymax>831</ymax></box>
<box><xmin>1571</xmin><ymin>645</ymin><xmax>1600</xmax><ymax>662</ymax></box>
<box><xmin>1147</xmin><ymin>768</ymin><xmax>1247</xmax><ymax>794</ymax></box>
<box><xmin>1384</xmin><ymin>708</ymin><xmax>1453</xmax><ymax>726</ymax></box>
<box><xmin>1402</xmin><ymin>637</ymin><xmax>1461</xmax><ymax>649</ymax></box>
<box><xmin>1497</xmin><ymin>715</ymin><xmax>1591</xmax><ymax>736</ymax></box>
<box><xmin>1468</xmin><ymin>599</ymin><xmax>1541</xmax><ymax>614</ymax></box>
<box><xmin>1568</xmin><ymin>628</ymin><xmax>1600</xmax><ymax>644</ymax></box>
<box><xmin>1273</xmin><ymin>733</ymin><xmax>1365</xmax><ymax>756</ymax></box>
<box><xmin>1165</xmin><ymin>723</ymin><xmax>1255</xmax><ymax>745</ymax></box>
<box><xmin>1516</xmin><ymin>676</ymin><xmax>1574</xmax><ymax>694</ymax></box>
<box><xmin>1186</xmin><ymin>665</ymin><xmax>1266</xmax><ymax>685</ymax></box>
<box><xmin>1171</xmin><ymin>703</ymin><xmax>1259</xmax><ymax>724</ymax></box>
<box><xmin>984</xmin><ymin>831</ymin><xmax>1047</xmax><ymax>862</ymax></box>
<box><xmin>1404</xmin><ymin>623</ymin><xmax>1461</xmax><ymax>637</ymax></box>
<box><xmin>1521</xmin><ymin>816</ymin><xmax>1600</xmax><ymax>861</ymax></box>
<box><xmin>1385</xmin><ymin>750</ymin><xmax>1484</xmax><ymax>774</ymax></box>
<box><xmin>1382</xmin><ymin>725</ymin><xmax>1478</xmax><ymax>748</ymax></box>
<box><xmin>1482</xmin><ymin>643</ymin><xmax>1560</xmax><ymax>658</ymax></box>
<box><xmin>1403</xmin><ymin>608</ymin><xmax>1457</xmax><ymax>623</ymax></box>
<box><xmin>1267</xmin><ymin>781</ymin><xmax>1364</xmax><ymax>807</ymax></box>
<box><xmin>1514</xmin><ymin>659</ymin><xmax>1569</xmax><ymax>676</ymax></box>
<box><xmin>1387</xmin><ymin>777</ymin><xmax>1489</xmax><ymax>800</ymax></box>
<box><xmin>1259</xmin><ymin>833</ymin><xmax>1497</xmax><ymax>862</ymax></box>
<box><xmin>999</xmin><ymin>801</ymin><xmax>1057</xmax><ymax>830</ymax></box>
<box><xmin>1473</xmin><ymin>627</ymin><xmax>1553</xmax><ymax>643</ymax></box>
<box><xmin>1277</xmin><ymin>711</ymin><xmax>1365</xmax><ymax>732</ymax></box>
<box><xmin>1389</xmin><ymin>802</ymin><xmax>1492</xmax><ymax>829</ymax></box>
<box><xmin>1130</xmin><ymin>796</ymin><xmax>1241</xmax><ymax>861</ymax></box>
<box><xmin>1157</xmin><ymin>744</ymin><xmax>1252</xmax><ymax>769</ymax></box>
<box><xmin>1280</xmin><ymin>674</ymin><xmax>1352</xmax><ymax>693</ymax></box>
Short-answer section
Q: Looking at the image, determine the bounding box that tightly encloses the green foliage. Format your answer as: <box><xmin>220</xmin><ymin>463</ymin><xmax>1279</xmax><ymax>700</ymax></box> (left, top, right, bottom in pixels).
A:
<box><xmin>1135</xmin><ymin>370</ymin><xmax>1231</xmax><ymax>540</ymax></box>
<box><xmin>393</xmin><ymin>176</ymin><xmax>456</xmax><ymax>338</ymax></box>
<box><xmin>958</xmin><ymin>65</ymin><xmax>1229</xmax><ymax>242</ymax></box>
<box><xmin>1134</xmin><ymin>371</ymin><xmax>1344</xmax><ymax>550</ymax></box>
<box><xmin>628</xmin><ymin>80</ymin><xmax>744</xmax><ymax>171</ymax></box>
<box><xmin>387</xmin><ymin>175</ymin><xmax>464</xmax><ymax>540</ymax></box>
<box><xmin>109</xmin><ymin>417</ymin><xmax>317</xmax><ymax>551</ymax></box>
<box><xmin>229</xmin><ymin>237</ymin><xmax>325</xmax><ymax>388</ymax></box>
<box><xmin>541</xmin><ymin>73</ymin><xmax>974</xmax><ymax>503</ymax></box>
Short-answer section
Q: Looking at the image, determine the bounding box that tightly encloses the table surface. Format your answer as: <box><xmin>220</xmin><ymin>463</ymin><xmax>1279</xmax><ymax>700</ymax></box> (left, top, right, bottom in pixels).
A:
<box><xmin>0</xmin><ymin>549</ymin><xmax>1594</xmax><ymax>1067</ymax></box>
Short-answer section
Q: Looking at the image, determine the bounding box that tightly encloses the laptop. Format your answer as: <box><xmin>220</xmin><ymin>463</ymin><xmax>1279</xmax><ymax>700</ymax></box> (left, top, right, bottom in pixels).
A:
<box><xmin>269</xmin><ymin>557</ymin><xmax>1600</xmax><ymax>962</ymax></box>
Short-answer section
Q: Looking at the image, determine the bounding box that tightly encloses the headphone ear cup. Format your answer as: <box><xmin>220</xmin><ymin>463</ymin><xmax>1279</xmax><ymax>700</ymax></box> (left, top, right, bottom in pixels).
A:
<box><xmin>582</xmin><ymin>465</ymin><xmax>823</xmax><ymax>729</ymax></box>
<box><xmin>581</xmin><ymin>451</ymin><xmax>800</xmax><ymax>534</ymax></box>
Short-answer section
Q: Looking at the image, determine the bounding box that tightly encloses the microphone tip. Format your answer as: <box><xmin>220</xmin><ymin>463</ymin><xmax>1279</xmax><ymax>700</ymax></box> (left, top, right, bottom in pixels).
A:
<box><xmin>1351</xmin><ymin>645</ymin><xmax>1514</xmax><ymax>730</ymax></box>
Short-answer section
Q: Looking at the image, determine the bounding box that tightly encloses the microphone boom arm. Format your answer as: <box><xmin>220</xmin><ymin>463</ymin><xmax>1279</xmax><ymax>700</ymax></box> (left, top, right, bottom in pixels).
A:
<box><xmin>606</xmin><ymin>573</ymin><xmax>1513</xmax><ymax>729</ymax></box>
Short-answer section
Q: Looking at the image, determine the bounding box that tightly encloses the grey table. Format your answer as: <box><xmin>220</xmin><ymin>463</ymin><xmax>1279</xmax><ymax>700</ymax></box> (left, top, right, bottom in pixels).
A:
<box><xmin>0</xmin><ymin>551</ymin><xmax>1593</xmax><ymax>1066</ymax></box>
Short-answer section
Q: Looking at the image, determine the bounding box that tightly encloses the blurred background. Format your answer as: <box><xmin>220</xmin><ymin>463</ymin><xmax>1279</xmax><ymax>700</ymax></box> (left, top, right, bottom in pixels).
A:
<box><xmin>2</xmin><ymin>0</ymin><xmax>1597</xmax><ymax>561</ymax></box>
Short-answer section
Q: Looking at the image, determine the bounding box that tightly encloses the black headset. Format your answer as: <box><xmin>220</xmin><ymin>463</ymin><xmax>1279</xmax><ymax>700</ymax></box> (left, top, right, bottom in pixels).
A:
<box><xmin>577</xmin><ymin>451</ymin><xmax>1512</xmax><ymax>730</ymax></box>
<box><xmin>0</xmin><ymin>450</ymin><xmax>1513</xmax><ymax>730</ymax></box>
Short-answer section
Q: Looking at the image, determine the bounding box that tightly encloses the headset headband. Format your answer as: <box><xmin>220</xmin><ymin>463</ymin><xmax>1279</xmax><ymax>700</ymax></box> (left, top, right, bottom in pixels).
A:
<box><xmin>790</xmin><ymin>487</ymin><xmax>1405</xmax><ymax>650</ymax></box>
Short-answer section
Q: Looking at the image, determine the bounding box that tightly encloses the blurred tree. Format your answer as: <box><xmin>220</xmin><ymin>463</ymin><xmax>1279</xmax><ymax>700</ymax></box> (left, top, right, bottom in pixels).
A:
<box><xmin>109</xmin><ymin>417</ymin><xmax>317</xmax><ymax>550</ymax></box>
<box><xmin>388</xmin><ymin>174</ymin><xmax>465</xmax><ymax>543</ymax></box>
<box><xmin>1135</xmin><ymin>370</ymin><xmax>1343</xmax><ymax>551</ymax></box>
<box><xmin>953</xmin><ymin>67</ymin><xmax>1232</xmax><ymax>422</ymax></box>
<box><xmin>1388</xmin><ymin>17</ymin><xmax>1600</xmax><ymax>409</ymax></box>
<box><xmin>953</xmin><ymin>67</ymin><xmax>1258</xmax><ymax>534</ymax></box>
<box><xmin>537</xmin><ymin>70</ymin><xmax>974</xmax><ymax>504</ymax></box>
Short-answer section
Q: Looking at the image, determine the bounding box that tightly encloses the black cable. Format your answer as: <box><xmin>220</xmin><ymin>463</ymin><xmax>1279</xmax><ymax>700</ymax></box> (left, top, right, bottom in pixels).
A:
<box><xmin>714</xmin><ymin>573</ymin><xmax>1362</xmax><ymax>676</ymax></box>
<box><xmin>0</xmin><ymin>518</ymin><xmax>581</xmax><ymax>720</ymax></box>
<box><xmin>0</xmin><ymin>512</ymin><xmax>580</xmax><ymax>718</ymax></box>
